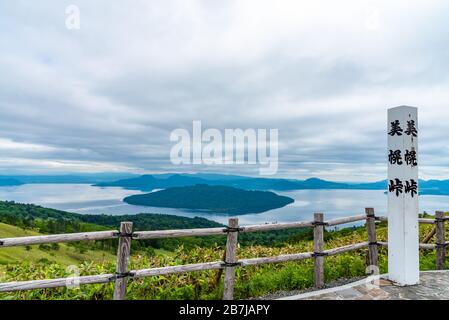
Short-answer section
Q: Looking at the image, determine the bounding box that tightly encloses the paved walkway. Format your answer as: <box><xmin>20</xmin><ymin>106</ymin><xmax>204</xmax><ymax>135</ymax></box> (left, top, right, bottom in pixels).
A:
<box><xmin>279</xmin><ymin>270</ymin><xmax>449</xmax><ymax>300</ymax></box>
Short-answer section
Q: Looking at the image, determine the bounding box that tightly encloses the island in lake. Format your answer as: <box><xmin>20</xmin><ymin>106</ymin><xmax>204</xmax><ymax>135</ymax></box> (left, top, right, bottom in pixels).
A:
<box><xmin>123</xmin><ymin>184</ymin><xmax>295</xmax><ymax>214</ymax></box>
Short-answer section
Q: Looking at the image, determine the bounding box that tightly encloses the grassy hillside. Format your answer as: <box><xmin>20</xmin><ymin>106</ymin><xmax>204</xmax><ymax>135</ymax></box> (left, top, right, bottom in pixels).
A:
<box><xmin>1</xmin><ymin>200</ymin><xmax>445</xmax><ymax>300</ymax></box>
<box><xmin>0</xmin><ymin>201</ymin><xmax>310</xmax><ymax>249</ymax></box>
<box><xmin>0</xmin><ymin>217</ymin><xmax>445</xmax><ymax>300</ymax></box>
<box><xmin>0</xmin><ymin>223</ymin><xmax>115</xmax><ymax>265</ymax></box>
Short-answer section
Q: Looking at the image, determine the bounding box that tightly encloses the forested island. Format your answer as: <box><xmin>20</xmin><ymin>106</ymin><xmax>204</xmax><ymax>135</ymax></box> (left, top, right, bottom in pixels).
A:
<box><xmin>123</xmin><ymin>184</ymin><xmax>294</xmax><ymax>214</ymax></box>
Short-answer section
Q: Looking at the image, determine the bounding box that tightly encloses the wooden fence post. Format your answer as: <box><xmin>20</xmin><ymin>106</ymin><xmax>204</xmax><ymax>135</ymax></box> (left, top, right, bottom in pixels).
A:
<box><xmin>436</xmin><ymin>211</ymin><xmax>446</xmax><ymax>270</ymax></box>
<box><xmin>113</xmin><ymin>221</ymin><xmax>133</xmax><ymax>300</ymax></box>
<box><xmin>313</xmin><ymin>213</ymin><xmax>325</xmax><ymax>289</ymax></box>
<box><xmin>223</xmin><ymin>217</ymin><xmax>239</xmax><ymax>300</ymax></box>
<box><xmin>366</xmin><ymin>208</ymin><xmax>378</xmax><ymax>272</ymax></box>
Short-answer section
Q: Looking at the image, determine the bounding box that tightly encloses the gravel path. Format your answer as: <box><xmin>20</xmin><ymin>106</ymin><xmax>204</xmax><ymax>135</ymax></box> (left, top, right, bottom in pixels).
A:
<box><xmin>251</xmin><ymin>277</ymin><xmax>365</xmax><ymax>300</ymax></box>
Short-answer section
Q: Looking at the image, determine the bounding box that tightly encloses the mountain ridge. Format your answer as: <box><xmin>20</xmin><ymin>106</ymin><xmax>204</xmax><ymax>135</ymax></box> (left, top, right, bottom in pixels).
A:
<box><xmin>94</xmin><ymin>173</ymin><xmax>449</xmax><ymax>195</ymax></box>
<box><xmin>1</xmin><ymin>173</ymin><xmax>449</xmax><ymax>195</ymax></box>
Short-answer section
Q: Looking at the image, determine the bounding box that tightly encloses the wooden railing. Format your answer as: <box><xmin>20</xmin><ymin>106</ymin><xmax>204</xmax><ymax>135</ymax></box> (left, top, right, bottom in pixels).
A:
<box><xmin>0</xmin><ymin>208</ymin><xmax>447</xmax><ymax>300</ymax></box>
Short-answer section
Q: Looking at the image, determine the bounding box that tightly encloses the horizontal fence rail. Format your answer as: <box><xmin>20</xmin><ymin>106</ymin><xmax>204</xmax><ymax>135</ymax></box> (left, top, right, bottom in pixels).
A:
<box><xmin>0</xmin><ymin>216</ymin><xmax>360</xmax><ymax>247</ymax></box>
<box><xmin>0</xmin><ymin>209</ymin><xmax>446</xmax><ymax>299</ymax></box>
<box><xmin>0</xmin><ymin>231</ymin><xmax>118</xmax><ymax>247</ymax></box>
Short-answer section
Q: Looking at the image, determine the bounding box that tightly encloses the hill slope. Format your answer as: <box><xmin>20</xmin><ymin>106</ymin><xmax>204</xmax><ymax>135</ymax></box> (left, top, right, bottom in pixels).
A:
<box><xmin>0</xmin><ymin>223</ymin><xmax>115</xmax><ymax>265</ymax></box>
<box><xmin>1</xmin><ymin>217</ymin><xmax>443</xmax><ymax>300</ymax></box>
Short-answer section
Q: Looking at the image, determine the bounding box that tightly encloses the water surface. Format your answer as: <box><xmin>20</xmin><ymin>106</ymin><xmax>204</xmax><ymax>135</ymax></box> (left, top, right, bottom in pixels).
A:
<box><xmin>1</xmin><ymin>184</ymin><xmax>448</xmax><ymax>226</ymax></box>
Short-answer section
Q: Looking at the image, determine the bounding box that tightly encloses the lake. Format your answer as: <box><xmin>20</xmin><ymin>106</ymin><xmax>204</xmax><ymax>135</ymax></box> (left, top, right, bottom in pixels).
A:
<box><xmin>0</xmin><ymin>184</ymin><xmax>448</xmax><ymax>226</ymax></box>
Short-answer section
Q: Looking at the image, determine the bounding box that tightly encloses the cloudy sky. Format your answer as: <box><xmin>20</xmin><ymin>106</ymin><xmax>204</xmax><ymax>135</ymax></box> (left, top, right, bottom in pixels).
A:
<box><xmin>1</xmin><ymin>0</ymin><xmax>449</xmax><ymax>181</ymax></box>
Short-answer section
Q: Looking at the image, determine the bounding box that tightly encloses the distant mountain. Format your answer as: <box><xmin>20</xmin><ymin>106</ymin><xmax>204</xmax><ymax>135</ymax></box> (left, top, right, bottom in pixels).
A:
<box><xmin>95</xmin><ymin>173</ymin><xmax>387</xmax><ymax>191</ymax></box>
<box><xmin>96</xmin><ymin>173</ymin><xmax>449</xmax><ymax>196</ymax></box>
<box><xmin>3</xmin><ymin>172</ymin><xmax>449</xmax><ymax>196</ymax></box>
<box><xmin>0</xmin><ymin>178</ymin><xmax>24</xmax><ymax>187</ymax></box>
<box><xmin>95</xmin><ymin>174</ymin><xmax>209</xmax><ymax>190</ymax></box>
<box><xmin>0</xmin><ymin>173</ymin><xmax>138</xmax><ymax>184</ymax></box>
<box><xmin>346</xmin><ymin>180</ymin><xmax>388</xmax><ymax>190</ymax></box>
<box><xmin>124</xmin><ymin>184</ymin><xmax>295</xmax><ymax>214</ymax></box>
<box><xmin>418</xmin><ymin>180</ymin><xmax>449</xmax><ymax>195</ymax></box>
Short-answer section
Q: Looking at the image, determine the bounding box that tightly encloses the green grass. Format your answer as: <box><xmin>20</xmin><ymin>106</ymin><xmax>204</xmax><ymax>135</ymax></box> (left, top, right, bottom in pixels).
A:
<box><xmin>0</xmin><ymin>218</ymin><xmax>447</xmax><ymax>300</ymax></box>
<box><xmin>0</xmin><ymin>223</ymin><xmax>115</xmax><ymax>266</ymax></box>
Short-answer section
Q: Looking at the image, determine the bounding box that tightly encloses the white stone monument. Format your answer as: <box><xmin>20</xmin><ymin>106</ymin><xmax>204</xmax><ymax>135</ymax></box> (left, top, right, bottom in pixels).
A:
<box><xmin>387</xmin><ymin>106</ymin><xmax>419</xmax><ymax>285</ymax></box>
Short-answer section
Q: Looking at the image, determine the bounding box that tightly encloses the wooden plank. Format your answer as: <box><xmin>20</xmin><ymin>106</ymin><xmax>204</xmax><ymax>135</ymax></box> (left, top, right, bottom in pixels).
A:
<box><xmin>0</xmin><ymin>230</ymin><xmax>117</xmax><ymax>248</ymax></box>
<box><xmin>436</xmin><ymin>211</ymin><xmax>446</xmax><ymax>270</ymax></box>
<box><xmin>0</xmin><ymin>274</ymin><xmax>114</xmax><ymax>292</ymax></box>
<box><xmin>0</xmin><ymin>262</ymin><xmax>225</xmax><ymax>293</ymax></box>
<box><xmin>366</xmin><ymin>208</ymin><xmax>379</xmax><ymax>270</ymax></box>
<box><xmin>419</xmin><ymin>218</ymin><xmax>436</xmax><ymax>225</ymax></box>
<box><xmin>134</xmin><ymin>227</ymin><xmax>226</xmax><ymax>240</ymax></box>
<box><xmin>0</xmin><ymin>213</ymin><xmax>391</xmax><ymax>249</ymax></box>
<box><xmin>113</xmin><ymin>222</ymin><xmax>133</xmax><ymax>300</ymax></box>
<box><xmin>375</xmin><ymin>216</ymin><xmax>434</xmax><ymax>224</ymax></box>
<box><xmin>326</xmin><ymin>214</ymin><xmax>366</xmax><ymax>226</ymax></box>
<box><xmin>241</xmin><ymin>242</ymin><xmax>368</xmax><ymax>265</ymax></box>
<box><xmin>240</xmin><ymin>252</ymin><xmax>313</xmax><ymax>266</ymax></box>
<box><xmin>313</xmin><ymin>213</ymin><xmax>325</xmax><ymax>289</ymax></box>
<box><xmin>133</xmin><ymin>261</ymin><xmax>223</xmax><ymax>278</ymax></box>
<box><xmin>377</xmin><ymin>242</ymin><xmax>437</xmax><ymax>250</ymax></box>
<box><xmin>422</xmin><ymin>226</ymin><xmax>436</xmax><ymax>243</ymax></box>
<box><xmin>223</xmin><ymin>218</ymin><xmax>239</xmax><ymax>300</ymax></box>
<box><xmin>242</xmin><ymin>215</ymin><xmax>365</xmax><ymax>232</ymax></box>
<box><xmin>326</xmin><ymin>242</ymin><xmax>369</xmax><ymax>256</ymax></box>
<box><xmin>242</xmin><ymin>221</ymin><xmax>313</xmax><ymax>232</ymax></box>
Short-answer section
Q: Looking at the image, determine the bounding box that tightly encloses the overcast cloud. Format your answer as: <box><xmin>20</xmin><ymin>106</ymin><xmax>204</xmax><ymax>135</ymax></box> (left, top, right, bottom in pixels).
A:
<box><xmin>1</xmin><ymin>0</ymin><xmax>449</xmax><ymax>181</ymax></box>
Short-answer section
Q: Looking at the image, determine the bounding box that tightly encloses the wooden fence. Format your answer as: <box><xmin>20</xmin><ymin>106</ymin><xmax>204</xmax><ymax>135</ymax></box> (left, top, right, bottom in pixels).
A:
<box><xmin>0</xmin><ymin>208</ymin><xmax>447</xmax><ymax>300</ymax></box>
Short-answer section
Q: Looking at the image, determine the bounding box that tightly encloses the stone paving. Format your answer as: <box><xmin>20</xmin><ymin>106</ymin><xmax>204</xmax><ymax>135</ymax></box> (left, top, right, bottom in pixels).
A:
<box><xmin>279</xmin><ymin>270</ymin><xmax>449</xmax><ymax>300</ymax></box>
